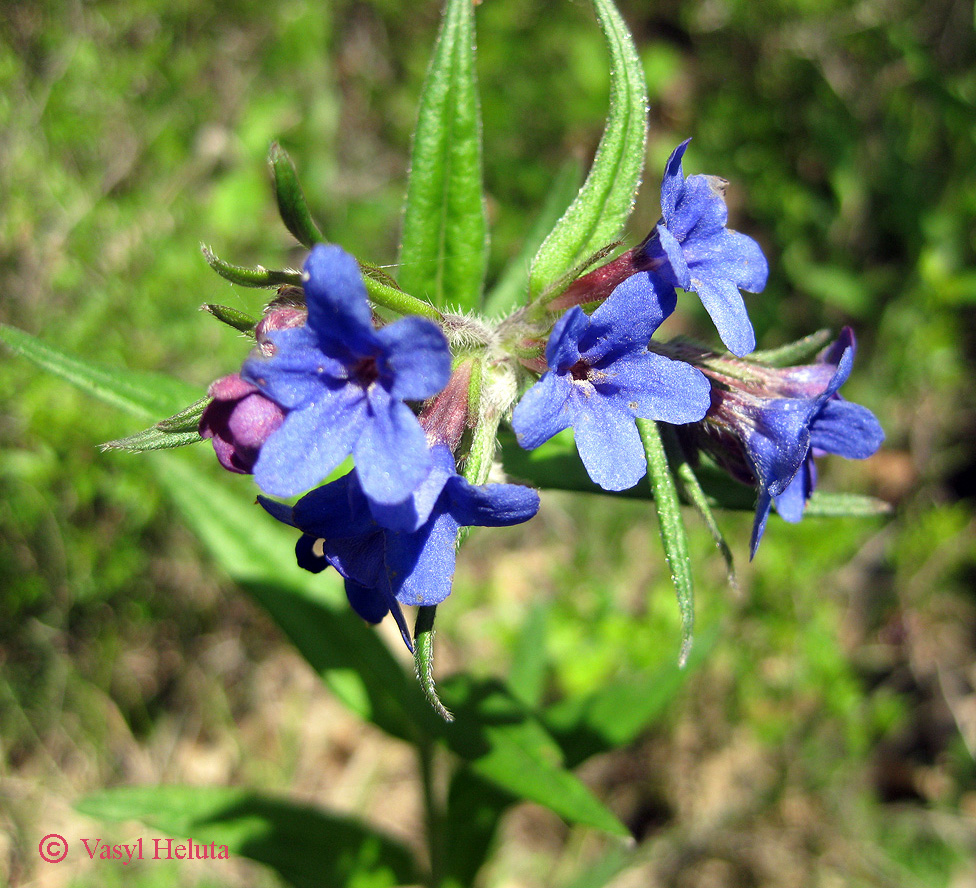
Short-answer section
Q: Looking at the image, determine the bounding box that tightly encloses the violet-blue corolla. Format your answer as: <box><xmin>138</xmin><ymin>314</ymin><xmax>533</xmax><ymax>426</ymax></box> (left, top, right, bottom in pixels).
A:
<box><xmin>241</xmin><ymin>243</ymin><xmax>452</xmax><ymax>503</ymax></box>
<box><xmin>637</xmin><ymin>140</ymin><xmax>768</xmax><ymax>357</ymax></box>
<box><xmin>512</xmin><ymin>273</ymin><xmax>711</xmax><ymax>491</ymax></box>
<box><xmin>687</xmin><ymin>327</ymin><xmax>884</xmax><ymax>557</ymax></box>
<box><xmin>259</xmin><ymin>444</ymin><xmax>541</xmax><ymax>650</ymax></box>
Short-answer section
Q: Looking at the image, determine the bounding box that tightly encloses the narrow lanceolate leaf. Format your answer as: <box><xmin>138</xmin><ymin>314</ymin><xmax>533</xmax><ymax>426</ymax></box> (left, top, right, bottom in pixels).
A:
<box><xmin>101</xmin><ymin>398</ymin><xmax>210</xmax><ymax>453</ymax></box>
<box><xmin>0</xmin><ymin>324</ymin><xmax>199</xmax><ymax>419</ymax></box>
<box><xmin>202</xmin><ymin>245</ymin><xmax>303</xmax><ymax>288</ymax></box>
<box><xmin>804</xmin><ymin>490</ymin><xmax>893</xmax><ymax>518</ymax></box>
<box><xmin>398</xmin><ymin>0</ymin><xmax>487</xmax><ymax>312</ymax></box>
<box><xmin>528</xmin><ymin>0</ymin><xmax>647</xmax><ymax>301</ymax></box>
<box><xmin>638</xmin><ymin>419</ymin><xmax>695</xmax><ymax>667</ymax></box>
<box><xmin>77</xmin><ymin>787</ymin><xmax>420</xmax><ymax>888</ymax></box>
<box><xmin>439</xmin><ymin>675</ymin><xmax>629</xmax><ymax>837</ymax></box>
<box><xmin>156</xmin><ymin>454</ymin><xmax>439</xmax><ymax>743</ymax></box>
<box><xmin>269</xmin><ymin>141</ymin><xmax>325</xmax><ymax>248</ymax></box>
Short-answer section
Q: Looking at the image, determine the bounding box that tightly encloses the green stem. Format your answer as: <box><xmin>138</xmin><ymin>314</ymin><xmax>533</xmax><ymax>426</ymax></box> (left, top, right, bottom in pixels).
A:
<box><xmin>418</xmin><ymin>737</ymin><xmax>444</xmax><ymax>888</ymax></box>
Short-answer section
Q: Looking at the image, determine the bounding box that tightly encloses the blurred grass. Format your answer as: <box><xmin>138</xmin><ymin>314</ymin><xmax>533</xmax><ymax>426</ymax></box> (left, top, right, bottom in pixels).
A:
<box><xmin>2</xmin><ymin>0</ymin><xmax>976</xmax><ymax>885</ymax></box>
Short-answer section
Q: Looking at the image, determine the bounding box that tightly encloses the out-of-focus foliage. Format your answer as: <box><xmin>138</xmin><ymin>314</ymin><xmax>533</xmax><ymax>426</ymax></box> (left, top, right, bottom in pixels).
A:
<box><xmin>2</xmin><ymin>0</ymin><xmax>975</xmax><ymax>886</ymax></box>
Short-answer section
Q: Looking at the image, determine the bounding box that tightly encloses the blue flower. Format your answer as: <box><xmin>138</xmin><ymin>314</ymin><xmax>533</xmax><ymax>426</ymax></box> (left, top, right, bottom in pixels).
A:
<box><xmin>242</xmin><ymin>244</ymin><xmax>452</xmax><ymax>503</ymax></box>
<box><xmin>512</xmin><ymin>273</ymin><xmax>711</xmax><ymax>491</ymax></box>
<box><xmin>640</xmin><ymin>140</ymin><xmax>768</xmax><ymax>357</ymax></box>
<box><xmin>260</xmin><ymin>445</ymin><xmax>540</xmax><ymax>650</ymax></box>
<box><xmin>738</xmin><ymin>328</ymin><xmax>885</xmax><ymax>556</ymax></box>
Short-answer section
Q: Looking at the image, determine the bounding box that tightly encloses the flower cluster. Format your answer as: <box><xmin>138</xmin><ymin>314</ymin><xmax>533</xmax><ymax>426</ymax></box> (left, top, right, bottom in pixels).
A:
<box><xmin>197</xmin><ymin>142</ymin><xmax>883</xmax><ymax>649</ymax></box>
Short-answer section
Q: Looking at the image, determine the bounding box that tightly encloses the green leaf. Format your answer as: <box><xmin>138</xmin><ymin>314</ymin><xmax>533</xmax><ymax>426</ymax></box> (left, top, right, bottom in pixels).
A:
<box><xmin>201</xmin><ymin>303</ymin><xmax>259</xmax><ymax>334</ymax></box>
<box><xmin>76</xmin><ymin>786</ymin><xmax>420</xmax><ymax>888</ymax></box>
<box><xmin>559</xmin><ymin>846</ymin><xmax>637</xmax><ymax>888</ymax></box>
<box><xmin>202</xmin><ymin>245</ymin><xmax>303</xmax><ymax>289</ymax></box>
<box><xmin>438</xmin><ymin>675</ymin><xmax>629</xmax><ymax>837</ymax></box>
<box><xmin>528</xmin><ymin>0</ymin><xmax>647</xmax><ymax>301</ymax></box>
<box><xmin>507</xmin><ymin>601</ymin><xmax>549</xmax><ymax>709</ymax></box>
<box><xmin>483</xmin><ymin>160</ymin><xmax>583</xmax><ymax>317</ymax></box>
<box><xmin>269</xmin><ymin>141</ymin><xmax>325</xmax><ymax>248</ymax></box>
<box><xmin>441</xmin><ymin>769</ymin><xmax>512</xmax><ymax>888</ymax></box>
<box><xmin>154</xmin><ymin>454</ymin><xmax>437</xmax><ymax>743</ymax></box>
<box><xmin>398</xmin><ymin>0</ymin><xmax>487</xmax><ymax>312</ymax></box>
<box><xmin>544</xmin><ymin>625</ymin><xmax>717</xmax><ymax>768</ymax></box>
<box><xmin>803</xmin><ymin>490</ymin><xmax>893</xmax><ymax>518</ymax></box>
<box><xmin>639</xmin><ymin>419</ymin><xmax>694</xmax><ymax>666</ymax></box>
<box><xmin>0</xmin><ymin>323</ymin><xmax>199</xmax><ymax>420</ymax></box>
<box><xmin>101</xmin><ymin>398</ymin><xmax>210</xmax><ymax>453</ymax></box>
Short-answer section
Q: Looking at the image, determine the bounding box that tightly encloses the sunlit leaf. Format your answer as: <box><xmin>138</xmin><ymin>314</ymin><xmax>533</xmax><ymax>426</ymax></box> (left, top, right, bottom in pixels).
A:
<box><xmin>77</xmin><ymin>786</ymin><xmax>420</xmax><ymax>888</ymax></box>
<box><xmin>528</xmin><ymin>0</ymin><xmax>647</xmax><ymax>300</ymax></box>
<box><xmin>398</xmin><ymin>0</ymin><xmax>487</xmax><ymax>311</ymax></box>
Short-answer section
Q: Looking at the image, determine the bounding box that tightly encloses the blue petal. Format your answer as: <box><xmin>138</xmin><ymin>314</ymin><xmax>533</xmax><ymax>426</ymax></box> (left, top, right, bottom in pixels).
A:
<box><xmin>344</xmin><ymin>579</ymin><xmax>389</xmax><ymax>624</ymax></box>
<box><xmin>544</xmin><ymin>306</ymin><xmax>589</xmax><ymax>372</ymax></box>
<box><xmin>303</xmin><ymin>244</ymin><xmax>378</xmax><ymax>359</ymax></box>
<box><xmin>660</xmin><ymin>139</ymin><xmax>692</xmax><ymax>223</ymax></box>
<box><xmin>745</xmin><ymin>398</ymin><xmax>815</xmax><ymax>495</ymax></box>
<box><xmin>580</xmin><ymin>273</ymin><xmax>676</xmax><ymax>362</ymax></box>
<box><xmin>749</xmin><ymin>488</ymin><xmax>774</xmax><ymax>560</ymax></box>
<box><xmin>512</xmin><ymin>371</ymin><xmax>574</xmax><ymax>450</ymax></box>
<box><xmin>295</xmin><ymin>534</ymin><xmax>330</xmax><ymax>573</ymax></box>
<box><xmin>368</xmin><ymin>444</ymin><xmax>455</xmax><ymax>532</ymax></box>
<box><xmin>353</xmin><ymin>396</ymin><xmax>431</xmax><ymax>505</ymax></box>
<box><xmin>606</xmin><ymin>351</ymin><xmax>711</xmax><ymax>424</ymax></box>
<box><xmin>386</xmin><ymin>510</ymin><xmax>460</xmax><ymax>607</ymax></box>
<box><xmin>572</xmin><ymin>393</ymin><xmax>647</xmax><ymax>491</ymax></box>
<box><xmin>377</xmin><ymin>316</ymin><xmax>452</xmax><ymax>401</ymax></box>
<box><xmin>446</xmin><ymin>478</ymin><xmax>541</xmax><ymax>527</ymax></box>
<box><xmin>686</xmin><ymin>264</ymin><xmax>756</xmax><ymax>357</ymax></box>
<box><xmin>773</xmin><ymin>458</ymin><xmax>813</xmax><ymax>523</ymax></box>
<box><xmin>655</xmin><ymin>224</ymin><xmax>691</xmax><ymax>289</ymax></box>
<box><xmin>809</xmin><ymin>400</ymin><xmax>885</xmax><ymax>459</ymax></box>
<box><xmin>667</xmin><ymin>174</ymin><xmax>729</xmax><ymax>243</ymax></box>
<box><xmin>685</xmin><ymin>228</ymin><xmax>769</xmax><ymax>295</ymax></box>
<box><xmin>293</xmin><ymin>473</ymin><xmax>375</xmax><ymax>538</ymax></box>
<box><xmin>257</xmin><ymin>495</ymin><xmax>296</xmax><ymax>527</ymax></box>
<box><xmin>344</xmin><ymin>579</ymin><xmax>414</xmax><ymax>652</ymax></box>
<box><xmin>253</xmin><ymin>392</ymin><xmax>365</xmax><ymax>497</ymax></box>
<box><xmin>242</xmin><ymin>327</ymin><xmax>343</xmax><ymax>410</ymax></box>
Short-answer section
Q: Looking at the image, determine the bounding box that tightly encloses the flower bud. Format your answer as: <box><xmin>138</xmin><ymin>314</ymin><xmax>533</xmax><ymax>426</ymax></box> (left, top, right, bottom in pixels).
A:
<box><xmin>199</xmin><ymin>374</ymin><xmax>286</xmax><ymax>474</ymax></box>
<box><xmin>255</xmin><ymin>305</ymin><xmax>308</xmax><ymax>357</ymax></box>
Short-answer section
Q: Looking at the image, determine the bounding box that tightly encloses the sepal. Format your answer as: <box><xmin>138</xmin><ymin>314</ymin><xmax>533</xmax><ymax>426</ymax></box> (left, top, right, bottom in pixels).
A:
<box><xmin>269</xmin><ymin>141</ymin><xmax>324</xmax><ymax>248</ymax></box>
<box><xmin>201</xmin><ymin>303</ymin><xmax>259</xmax><ymax>335</ymax></box>
<box><xmin>202</xmin><ymin>245</ymin><xmax>302</xmax><ymax>288</ymax></box>
<box><xmin>101</xmin><ymin>397</ymin><xmax>210</xmax><ymax>453</ymax></box>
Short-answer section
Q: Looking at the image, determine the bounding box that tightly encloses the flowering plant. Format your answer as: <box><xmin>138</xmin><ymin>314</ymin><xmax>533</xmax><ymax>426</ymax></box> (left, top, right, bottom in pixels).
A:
<box><xmin>1</xmin><ymin>0</ymin><xmax>889</xmax><ymax>883</ymax></box>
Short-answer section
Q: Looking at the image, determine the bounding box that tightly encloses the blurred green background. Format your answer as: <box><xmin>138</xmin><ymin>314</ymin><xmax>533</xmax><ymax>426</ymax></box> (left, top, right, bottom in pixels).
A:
<box><xmin>2</xmin><ymin>0</ymin><xmax>975</xmax><ymax>885</ymax></box>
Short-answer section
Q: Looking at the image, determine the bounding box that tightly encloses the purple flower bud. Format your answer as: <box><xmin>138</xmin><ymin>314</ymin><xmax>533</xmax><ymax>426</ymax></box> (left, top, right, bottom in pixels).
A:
<box><xmin>199</xmin><ymin>373</ymin><xmax>286</xmax><ymax>474</ymax></box>
<box><xmin>255</xmin><ymin>306</ymin><xmax>308</xmax><ymax>357</ymax></box>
